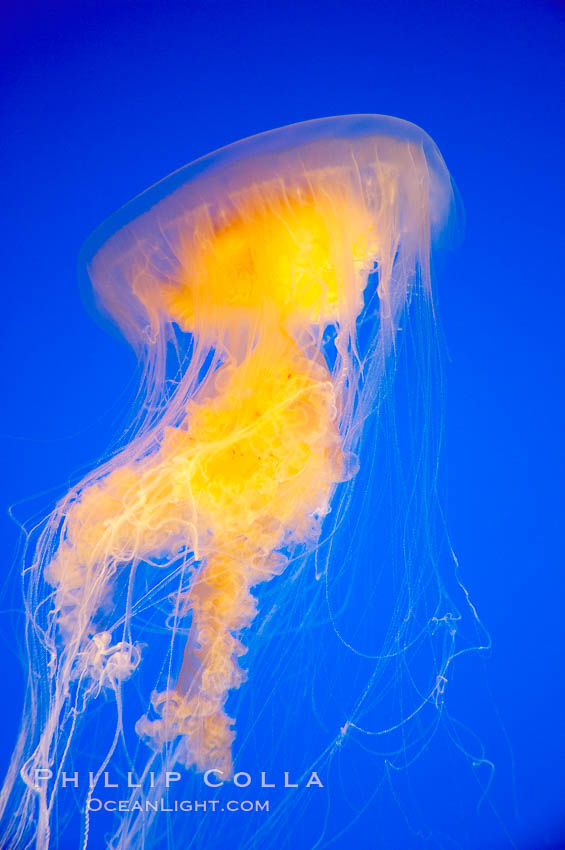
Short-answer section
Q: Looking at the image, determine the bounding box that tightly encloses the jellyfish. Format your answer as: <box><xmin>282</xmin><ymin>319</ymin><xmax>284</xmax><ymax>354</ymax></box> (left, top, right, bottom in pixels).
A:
<box><xmin>0</xmin><ymin>115</ymin><xmax>461</xmax><ymax>850</ymax></box>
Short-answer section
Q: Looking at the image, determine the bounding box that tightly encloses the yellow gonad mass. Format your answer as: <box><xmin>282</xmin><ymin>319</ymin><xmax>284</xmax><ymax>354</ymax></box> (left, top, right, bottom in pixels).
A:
<box><xmin>0</xmin><ymin>115</ymin><xmax>454</xmax><ymax>850</ymax></box>
<box><xmin>137</xmin><ymin>334</ymin><xmax>346</xmax><ymax>774</ymax></box>
<box><xmin>50</xmin><ymin>327</ymin><xmax>346</xmax><ymax>774</ymax></box>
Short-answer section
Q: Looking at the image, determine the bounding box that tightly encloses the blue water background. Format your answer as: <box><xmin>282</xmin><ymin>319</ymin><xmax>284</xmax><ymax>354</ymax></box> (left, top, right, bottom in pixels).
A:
<box><xmin>1</xmin><ymin>1</ymin><xmax>563</xmax><ymax>848</ymax></box>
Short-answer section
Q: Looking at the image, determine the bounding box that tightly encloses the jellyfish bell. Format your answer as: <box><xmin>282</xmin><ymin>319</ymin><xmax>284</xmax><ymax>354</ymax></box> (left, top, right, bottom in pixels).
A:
<box><xmin>84</xmin><ymin>114</ymin><xmax>452</xmax><ymax>352</ymax></box>
<box><xmin>1</xmin><ymin>115</ymin><xmax>457</xmax><ymax>850</ymax></box>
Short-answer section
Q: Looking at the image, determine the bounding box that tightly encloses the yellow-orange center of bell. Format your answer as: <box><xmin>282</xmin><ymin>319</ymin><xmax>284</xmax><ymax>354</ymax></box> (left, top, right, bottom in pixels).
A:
<box><xmin>162</xmin><ymin>189</ymin><xmax>374</xmax><ymax>330</ymax></box>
